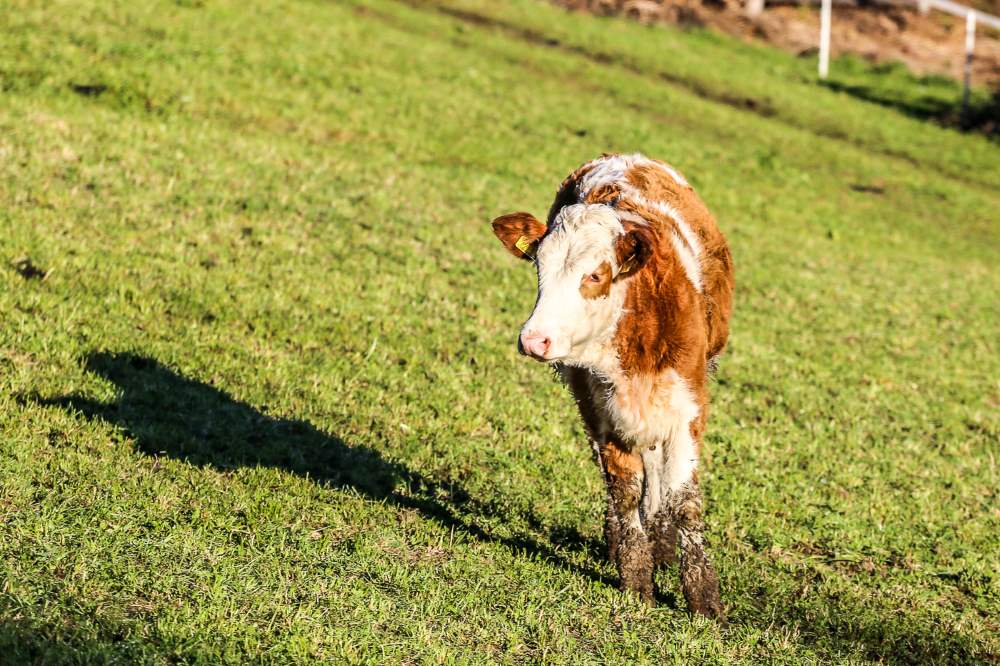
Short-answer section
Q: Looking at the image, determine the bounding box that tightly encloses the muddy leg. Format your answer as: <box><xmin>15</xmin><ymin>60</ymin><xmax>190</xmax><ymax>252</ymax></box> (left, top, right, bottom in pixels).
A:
<box><xmin>601</xmin><ymin>439</ymin><xmax>653</xmax><ymax>604</ymax></box>
<box><xmin>592</xmin><ymin>440</ymin><xmax>622</xmax><ymax>563</ymax></box>
<box><xmin>649</xmin><ymin>511</ymin><xmax>678</xmax><ymax>567</ymax></box>
<box><xmin>640</xmin><ymin>448</ymin><xmax>676</xmax><ymax>568</ymax></box>
<box><xmin>604</xmin><ymin>493</ymin><xmax>621</xmax><ymax>563</ymax></box>
<box><xmin>670</xmin><ymin>480</ymin><xmax>724</xmax><ymax>621</ymax></box>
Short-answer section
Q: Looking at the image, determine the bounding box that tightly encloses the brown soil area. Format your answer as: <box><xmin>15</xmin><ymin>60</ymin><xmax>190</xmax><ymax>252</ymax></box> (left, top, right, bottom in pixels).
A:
<box><xmin>555</xmin><ymin>0</ymin><xmax>1000</xmax><ymax>86</ymax></box>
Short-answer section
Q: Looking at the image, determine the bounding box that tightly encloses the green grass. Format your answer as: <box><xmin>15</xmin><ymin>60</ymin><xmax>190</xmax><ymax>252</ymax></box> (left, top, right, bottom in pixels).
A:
<box><xmin>820</xmin><ymin>56</ymin><xmax>999</xmax><ymax>134</ymax></box>
<box><xmin>1</xmin><ymin>0</ymin><xmax>998</xmax><ymax>662</ymax></box>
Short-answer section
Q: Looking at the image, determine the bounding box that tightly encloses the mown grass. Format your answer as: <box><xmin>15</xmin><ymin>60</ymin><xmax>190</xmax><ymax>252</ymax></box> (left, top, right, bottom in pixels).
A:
<box><xmin>1</xmin><ymin>0</ymin><xmax>998</xmax><ymax>663</ymax></box>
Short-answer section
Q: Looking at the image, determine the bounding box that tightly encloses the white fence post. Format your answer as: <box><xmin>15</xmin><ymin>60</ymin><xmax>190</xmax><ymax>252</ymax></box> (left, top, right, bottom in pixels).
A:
<box><xmin>962</xmin><ymin>11</ymin><xmax>976</xmax><ymax>125</ymax></box>
<box><xmin>819</xmin><ymin>0</ymin><xmax>832</xmax><ymax>78</ymax></box>
<box><xmin>746</xmin><ymin>0</ymin><xmax>765</xmax><ymax>17</ymax></box>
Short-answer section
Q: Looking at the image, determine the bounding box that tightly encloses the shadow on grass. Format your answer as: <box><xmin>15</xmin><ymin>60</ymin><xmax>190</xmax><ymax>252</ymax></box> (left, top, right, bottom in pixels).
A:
<box><xmin>0</xmin><ymin>621</ymin><xmax>109</xmax><ymax>665</ymax></box>
<box><xmin>0</xmin><ymin>623</ymin><xmax>78</xmax><ymax>665</ymax></box>
<box><xmin>23</xmin><ymin>351</ymin><xmax>613</xmax><ymax>585</ymax></box>
<box><xmin>0</xmin><ymin>619</ymin><xmax>167</xmax><ymax>665</ymax></box>
<box><xmin>0</xmin><ymin>617</ymin><xmax>240</xmax><ymax>664</ymax></box>
<box><xmin>820</xmin><ymin>79</ymin><xmax>1000</xmax><ymax>137</ymax></box>
<box><xmin>734</xmin><ymin>568</ymin><xmax>995</xmax><ymax>664</ymax></box>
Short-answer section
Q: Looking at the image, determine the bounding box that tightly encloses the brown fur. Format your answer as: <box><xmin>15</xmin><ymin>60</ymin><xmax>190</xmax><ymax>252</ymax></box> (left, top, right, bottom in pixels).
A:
<box><xmin>491</xmin><ymin>212</ymin><xmax>547</xmax><ymax>260</ymax></box>
<box><xmin>616</xmin><ymin>237</ymin><xmax>708</xmax><ymax>381</ymax></box>
<box><xmin>613</xmin><ymin>228</ymin><xmax>654</xmax><ymax>282</ymax></box>
<box><xmin>600</xmin><ymin>437</ymin><xmax>644</xmax><ymax>478</ymax></box>
<box><xmin>579</xmin><ymin>261</ymin><xmax>612</xmax><ymax>300</ymax></box>
<box><xmin>649</xmin><ymin>511</ymin><xmax>679</xmax><ymax>566</ymax></box>
<box><xmin>583</xmin><ymin>183</ymin><xmax>622</xmax><ymax>208</ymax></box>
<box><xmin>620</xmin><ymin>161</ymin><xmax>734</xmax><ymax>363</ymax></box>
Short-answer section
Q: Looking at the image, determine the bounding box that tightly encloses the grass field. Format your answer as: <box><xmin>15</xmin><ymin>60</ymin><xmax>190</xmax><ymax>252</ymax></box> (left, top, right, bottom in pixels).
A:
<box><xmin>1</xmin><ymin>0</ymin><xmax>998</xmax><ymax>662</ymax></box>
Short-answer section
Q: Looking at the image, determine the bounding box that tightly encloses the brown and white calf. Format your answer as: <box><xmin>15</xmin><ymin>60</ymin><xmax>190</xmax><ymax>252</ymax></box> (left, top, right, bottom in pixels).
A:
<box><xmin>491</xmin><ymin>153</ymin><xmax>734</xmax><ymax>619</ymax></box>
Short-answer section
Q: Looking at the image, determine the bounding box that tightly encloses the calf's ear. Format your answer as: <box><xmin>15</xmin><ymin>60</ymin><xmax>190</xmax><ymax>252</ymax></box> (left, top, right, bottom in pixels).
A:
<box><xmin>491</xmin><ymin>212</ymin><xmax>547</xmax><ymax>260</ymax></box>
<box><xmin>614</xmin><ymin>228</ymin><xmax>653</xmax><ymax>281</ymax></box>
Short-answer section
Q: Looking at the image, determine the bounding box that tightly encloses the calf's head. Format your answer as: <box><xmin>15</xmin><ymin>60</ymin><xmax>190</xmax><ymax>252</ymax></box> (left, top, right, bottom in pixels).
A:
<box><xmin>491</xmin><ymin>203</ymin><xmax>651</xmax><ymax>363</ymax></box>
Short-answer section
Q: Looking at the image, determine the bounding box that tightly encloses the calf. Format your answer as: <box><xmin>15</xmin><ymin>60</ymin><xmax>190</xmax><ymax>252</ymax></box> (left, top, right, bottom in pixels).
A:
<box><xmin>491</xmin><ymin>153</ymin><xmax>733</xmax><ymax>619</ymax></box>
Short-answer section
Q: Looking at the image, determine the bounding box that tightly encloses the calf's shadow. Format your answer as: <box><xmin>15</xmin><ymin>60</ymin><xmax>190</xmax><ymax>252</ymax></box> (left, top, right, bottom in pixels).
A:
<box><xmin>25</xmin><ymin>351</ymin><xmax>613</xmax><ymax>586</ymax></box>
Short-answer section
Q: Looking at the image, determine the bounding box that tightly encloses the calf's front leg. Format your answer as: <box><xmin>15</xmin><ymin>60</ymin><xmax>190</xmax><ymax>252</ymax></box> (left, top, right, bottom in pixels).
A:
<box><xmin>668</xmin><ymin>478</ymin><xmax>725</xmax><ymax>621</ymax></box>
<box><xmin>641</xmin><ymin>446</ymin><xmax>678</xmax><ymax>568</ymax></box>
<box><xmin>600</xmin><ymin>438</ymin><xmax>654</xmax><ymax>604</ymax></box>
<box><xmin>648</xmin><ymin>510</ymin><xmax>678</xmax><ymax>567</ymax></box>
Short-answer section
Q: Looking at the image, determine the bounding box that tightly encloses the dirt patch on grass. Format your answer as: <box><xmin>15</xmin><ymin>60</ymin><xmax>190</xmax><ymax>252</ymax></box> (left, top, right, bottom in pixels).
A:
<box><xmin>11</xmin><ymin>256</ymin><xmax>48</xmax><ymax>281</ymax></box>
<box><xmin>554</xmin><ymin>0</ymin><xmax>1000</xmax><ymax>86</ymax></box>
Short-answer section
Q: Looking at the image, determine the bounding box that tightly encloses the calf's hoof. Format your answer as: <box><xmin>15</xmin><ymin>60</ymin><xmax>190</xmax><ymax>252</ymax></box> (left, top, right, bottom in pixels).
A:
<box><xmin>683</xmin><ymin>580</ymin><xmax>726</xmax><ymax>624</ymax></box>
<box><xmin>620</xmin><ymin>580</ymin><xmax>655</xmax><ymax>606</ymax></box>
<box><xmin>618</xmin><ymin>556</ymin><xmax>654</xmax><ymax>606</ymax></box>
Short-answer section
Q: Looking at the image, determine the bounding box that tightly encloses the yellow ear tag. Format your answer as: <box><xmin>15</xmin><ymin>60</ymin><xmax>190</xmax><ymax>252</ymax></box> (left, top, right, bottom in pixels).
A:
<box><xmin>618</xmin><ymin>253</ymin><xmax>636</xmax><ymax>275</ymax></box>
<box><xmin>514</xmin><ymin>235</ymin><xmax>535</xmax><ymax>257</ymax></box>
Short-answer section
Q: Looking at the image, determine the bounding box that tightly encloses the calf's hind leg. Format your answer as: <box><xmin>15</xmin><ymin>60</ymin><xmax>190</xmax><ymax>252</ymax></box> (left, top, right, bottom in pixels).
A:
<box><xmin>600</xmin><ymin>438</ymin><xmax>654</xmax><ymax>604</ymax></box>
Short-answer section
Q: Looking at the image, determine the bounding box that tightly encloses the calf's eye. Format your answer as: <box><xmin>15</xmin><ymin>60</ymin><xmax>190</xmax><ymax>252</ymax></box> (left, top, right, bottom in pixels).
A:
<box><xmin>588</xmin><ymin>273</ymin><xmax>601</xmax><ymax>283</ymax></box>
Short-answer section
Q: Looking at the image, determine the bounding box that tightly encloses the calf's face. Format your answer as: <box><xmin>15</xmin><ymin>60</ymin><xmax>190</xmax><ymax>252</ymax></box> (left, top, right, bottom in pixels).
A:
<box><xmin>491</xmin><ymin>203</ymin><xmax>650</xmax><ymax>363</ymax></box>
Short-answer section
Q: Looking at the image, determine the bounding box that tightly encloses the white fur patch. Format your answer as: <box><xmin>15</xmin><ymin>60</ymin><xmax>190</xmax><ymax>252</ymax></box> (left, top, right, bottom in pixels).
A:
<box><xmin>521</xmin><ymin>204</ymin><xmax>629</xmax><ymax>362</ymax></box>
<box><xmin>662</xmin><ymin>419</ymin><xmax>698</xmax><ymax>491</ymax></box>
<box><xmin>667</xmin><ymin>231</ymin><xmax>704</xmax><ymax>294</ymax></box>
<box><xmin>624</xmin><ymin>188</ymin><xmax>701</xmax><ymax>255</ymax></box>
<box><xmin>608</xmin><ymin>369</ymin><xmax>700</xmax><ymax>490</ymax></box>
<box><xmin>613</xmin><ymin>208</ymin><xmax>648</xmax><ymax>227</ymax></box>
<box><xmin>576</xmin><ymin>154</ymin><xmax>632</xmax><ymax>197</ymax></box>
<box><xmin>640</xmin><ymin>447</ymin><xmax>663</xmax><ymax>519</ymax></box>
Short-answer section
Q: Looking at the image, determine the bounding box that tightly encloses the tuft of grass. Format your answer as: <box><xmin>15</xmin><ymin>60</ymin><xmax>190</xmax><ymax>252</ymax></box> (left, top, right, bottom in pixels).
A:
<box><xmin>1</xmin><ymin>0</ymin><xmax>997</xmax><ymax>663</ymax></box>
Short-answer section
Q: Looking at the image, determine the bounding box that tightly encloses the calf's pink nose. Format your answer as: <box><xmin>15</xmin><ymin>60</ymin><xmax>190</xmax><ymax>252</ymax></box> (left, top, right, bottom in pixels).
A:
<box><xmin>519</xmin><ymin>332</ymin><xmax>551</xmax><ymax>359</ymax></box>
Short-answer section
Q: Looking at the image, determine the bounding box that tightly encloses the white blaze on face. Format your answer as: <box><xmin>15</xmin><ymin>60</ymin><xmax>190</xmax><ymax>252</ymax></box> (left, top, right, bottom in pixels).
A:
<box><xmin>519</xmin><ymin>204</ymin><xmax>627</xmax><ymax>362</ymax></box>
